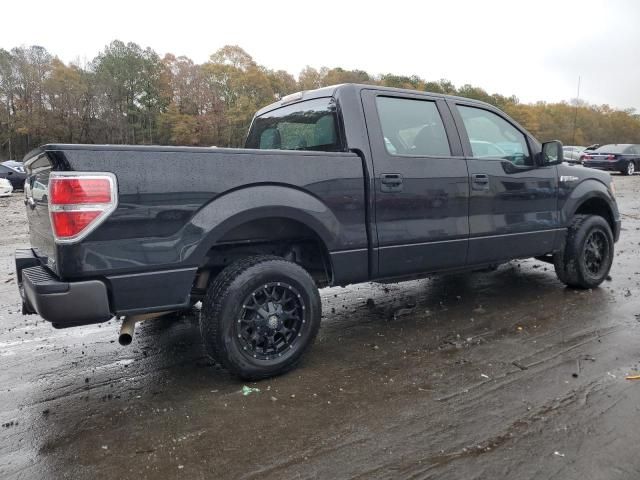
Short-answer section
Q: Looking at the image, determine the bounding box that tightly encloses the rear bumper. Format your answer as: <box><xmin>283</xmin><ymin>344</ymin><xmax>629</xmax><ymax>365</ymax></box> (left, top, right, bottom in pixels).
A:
<box><xmin>15</xmin><ymin>249</ymin><xmax>112</xmax><ymax>328</ymax></box>
<box><xmin>15</xmin><ymin>248</ymin><xmax>196</xmax><ymax>327</ymax></box>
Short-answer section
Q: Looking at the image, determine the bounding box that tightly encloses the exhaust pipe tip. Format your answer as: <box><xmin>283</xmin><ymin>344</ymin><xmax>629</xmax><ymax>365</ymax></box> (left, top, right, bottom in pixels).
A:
<box><xmin>118</xmin><ymin>317</ymin><xmax>137</xmax><ymax>346</ymax></box>
<box><xmin>117</xmin><ymin>311</ymin><xmax>169</xmax><ymax>346</ymax></box>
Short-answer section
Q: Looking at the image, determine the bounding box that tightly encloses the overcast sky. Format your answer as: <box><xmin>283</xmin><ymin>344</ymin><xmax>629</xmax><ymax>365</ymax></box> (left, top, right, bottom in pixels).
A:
<box><xmin>2</xmin><ymin>0</ymin><xmax>639</xmax><ymax>110</ymax></box>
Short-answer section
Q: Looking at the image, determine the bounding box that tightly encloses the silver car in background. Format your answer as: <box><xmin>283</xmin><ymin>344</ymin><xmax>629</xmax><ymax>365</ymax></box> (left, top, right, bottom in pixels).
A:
<box><xmin>1</xmin><ymin>160</ymin><xmax>25</xmax><ymax>173</ymax></box>
<box><xmin>563</xmin><ymin>145</ymin><xmax>586</xmax><ymax>165</ymax></box>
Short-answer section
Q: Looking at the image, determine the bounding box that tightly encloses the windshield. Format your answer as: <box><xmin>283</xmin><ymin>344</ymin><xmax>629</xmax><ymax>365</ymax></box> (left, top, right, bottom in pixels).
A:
<box><xmin>594</xmin><ymin>144</ymin><xmax>631</xmax><ymax>154</ymax></box>
<box><xmin>246</xmin><ymin>97</ymin><xmax>343</xmax><ymax>152</ymax></box>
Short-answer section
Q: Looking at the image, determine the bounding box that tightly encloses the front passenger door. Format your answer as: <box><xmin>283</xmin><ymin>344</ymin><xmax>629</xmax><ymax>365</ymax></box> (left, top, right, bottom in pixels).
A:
<box><xmin>450</xmin><ymin>102</ymin><xmax>560</xmax><ymax>265</ymax></box>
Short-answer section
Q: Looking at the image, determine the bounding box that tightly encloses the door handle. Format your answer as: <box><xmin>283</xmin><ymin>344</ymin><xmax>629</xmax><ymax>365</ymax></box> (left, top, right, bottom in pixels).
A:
<box><xmin>381</xmin><ymin>173</ymin><xmax>403</xmax><ymax>192</ymax></box>
<box><xmin>472</xmin><ymin>174</ymin><xmax>490</xmax><ymax>190</ymax></box>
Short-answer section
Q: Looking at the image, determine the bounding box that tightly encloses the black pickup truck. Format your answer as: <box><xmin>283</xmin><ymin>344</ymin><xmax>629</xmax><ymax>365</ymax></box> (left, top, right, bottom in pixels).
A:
<box><xmin>15</xmin><ymin>84</ymin><xmax>620</xmax><ymax>379</ymax></box>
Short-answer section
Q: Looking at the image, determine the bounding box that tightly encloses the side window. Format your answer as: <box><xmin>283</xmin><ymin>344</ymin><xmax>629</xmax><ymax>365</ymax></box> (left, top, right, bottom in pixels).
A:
<box><xmin>457</xmin><ymin>105</ymin><xmax>532</xmax><ymax>166</ymax></box>
<box><xmin>376</xmin><ymin>97</ymin><xmax>451</xmax><ymax>157</ymax></box>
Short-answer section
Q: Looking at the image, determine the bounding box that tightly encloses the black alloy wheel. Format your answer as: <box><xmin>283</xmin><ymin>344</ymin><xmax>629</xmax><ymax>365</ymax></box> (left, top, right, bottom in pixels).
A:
<box><xmin>236</xmin><ymin>282</ymin><xmax>306</xmax><ymax>360</ymax></box>
<box><xmin>582</xmin><ymin>230</ymin><xmax>609</xmax><ymax>278</ymax></box>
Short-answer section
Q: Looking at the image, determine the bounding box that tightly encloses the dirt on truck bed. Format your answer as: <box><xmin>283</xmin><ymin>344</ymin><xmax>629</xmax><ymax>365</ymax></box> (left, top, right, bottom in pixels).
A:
<box><xmin>2</xmin><ymin>175</ymin><xmax>640</xmax><ymax>480</ymax></box>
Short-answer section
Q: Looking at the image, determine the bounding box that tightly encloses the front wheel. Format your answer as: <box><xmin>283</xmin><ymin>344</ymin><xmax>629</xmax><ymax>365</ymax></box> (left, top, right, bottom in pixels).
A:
<box><xmin>554</xmin><ymin>214</ymin><xmax>614</xmax><ymax>289</ymax></box>
<box><xmin>623</xmin><ymin>161</ymin><xmax>635</xmax><ymax>176</ymax></box>
<box><xmin>200</xmin><ymin>256</ymin><xmax>321</xmax><ymax>380</ymax></box>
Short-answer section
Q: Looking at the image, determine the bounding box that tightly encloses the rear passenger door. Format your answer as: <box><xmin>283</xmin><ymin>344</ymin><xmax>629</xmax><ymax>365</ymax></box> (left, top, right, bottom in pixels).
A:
<box><xmin>361</xmin><ymin>90</ymin><xmax>469</xmax><ymax>278</ymax></box>
<box><xmin>448</xmin><ymin>101</ymin><xmax>560</xmax><ymax>265</ymax></box>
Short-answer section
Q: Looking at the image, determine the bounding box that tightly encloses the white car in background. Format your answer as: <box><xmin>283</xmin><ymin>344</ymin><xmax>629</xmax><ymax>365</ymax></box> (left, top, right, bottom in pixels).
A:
<box><xmin>0</xmin><ymin>177</ymin><xmax>13</xmax><ymax>197</ymax></box>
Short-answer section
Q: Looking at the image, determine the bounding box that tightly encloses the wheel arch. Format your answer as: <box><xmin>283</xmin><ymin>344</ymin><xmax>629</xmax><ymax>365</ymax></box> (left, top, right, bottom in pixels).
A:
<box><xmin>564</xmin><ymin>180</ymin><xmax>617</xmax><ymax>236</ymax></box>
<box><xmin>188</xmin><ymin>185</ymin><xmax>341</xmax><ymax>285</ymax></box>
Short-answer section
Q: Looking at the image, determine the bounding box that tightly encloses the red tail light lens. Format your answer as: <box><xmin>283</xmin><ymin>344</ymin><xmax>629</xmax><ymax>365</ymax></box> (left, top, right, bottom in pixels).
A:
<box><xmin>583</xmin><ymin>155</ymin><xmax>592</xmax><ymax>160</ymax></box>
<box><xmin>607</xmin><ymin>154</ymin><xmax>616</xmax><ymax>160</ymax></box>
<box><xmin>50</xmin><ymin>178</ymin><xmax>112</xmax><ymax>204</ymax></box>
<box><xmin>51</xmin><ymin>211</ymin><xmax>101</xmax><ymax>238</ymax></box>
<box><xmin>48</xmin><ymin>173</ymin><xmax>117</xmax><ymax>242</ymax></box>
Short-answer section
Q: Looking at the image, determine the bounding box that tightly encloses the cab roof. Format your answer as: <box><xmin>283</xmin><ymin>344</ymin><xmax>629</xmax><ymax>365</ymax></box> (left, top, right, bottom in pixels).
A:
<box><xmin>254</xmin><ymin>83</ymin><xmax>495</xmax><ymax>117</ymax></box>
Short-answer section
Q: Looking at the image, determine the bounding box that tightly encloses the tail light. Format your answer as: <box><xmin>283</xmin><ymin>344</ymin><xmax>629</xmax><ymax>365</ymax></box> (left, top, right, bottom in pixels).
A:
<box><xmin>582</xmin><ymin>154</ymin><xmax>591</xmax><ymax>160</ymax></box>
<box><xmin>49</xmin><ymin>172</ymin><xmax>118</xmax><ymax>243</ymax></box>
<box><xmin>607</xmin><ymin>154</ymin><xmax>616</xmax><ymax>160</ymax></box>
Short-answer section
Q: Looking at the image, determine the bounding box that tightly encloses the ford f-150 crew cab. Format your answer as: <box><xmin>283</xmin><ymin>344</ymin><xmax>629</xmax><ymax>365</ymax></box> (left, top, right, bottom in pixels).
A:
<box><xmin>15</xmin><ymin>84</ymin><xmax>621</xmax><ymax>379</ymax></box>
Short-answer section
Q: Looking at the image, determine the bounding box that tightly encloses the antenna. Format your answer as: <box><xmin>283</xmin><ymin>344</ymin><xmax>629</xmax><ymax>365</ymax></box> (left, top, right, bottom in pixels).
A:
<box><xmin>571</xmin><ymin>76</ymin><xmax>581</xmax><ymax>145</ymax></box>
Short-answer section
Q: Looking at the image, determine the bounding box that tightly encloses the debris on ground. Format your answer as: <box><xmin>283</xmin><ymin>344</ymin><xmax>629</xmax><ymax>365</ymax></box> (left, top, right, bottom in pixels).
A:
<box><xmin>625</xmin><ymin>375</ymin><xmax>640</xmax><ymax>380</ymax></box>
<box><xmin>512</xmin><ymin>361</ymin><xmax>528</xmax><ymax>370</ymax></box>
<box><xmin>241</xmin><ymin>386</ymin><xmax>260</xmax><ymax>396</ymax></box>
<box><xmin>553</xmin><ymin>451</ymin><xmax>565</xmax><ymax>457</ymax></box>
<box><xmin>392</xmin><ymin>307</ymin><xmax>415</xmax><ymax>320</ymax></box>
<box><xmin>573</xmin><ymin>359</ymin><xmax>581</xmax><ymax>378</ymax></box>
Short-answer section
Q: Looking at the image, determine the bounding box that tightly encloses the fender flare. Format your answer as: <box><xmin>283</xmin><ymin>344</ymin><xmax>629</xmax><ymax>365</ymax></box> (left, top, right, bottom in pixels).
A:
<box><xmin>186</xmin><ymin>185</ymin><xmax>341</xmax><ymax>264</ymax></box>
<box><xmin>561</xmin><ymin>179</ymin><xmax>617</xmax><ymax>227</ymax></box>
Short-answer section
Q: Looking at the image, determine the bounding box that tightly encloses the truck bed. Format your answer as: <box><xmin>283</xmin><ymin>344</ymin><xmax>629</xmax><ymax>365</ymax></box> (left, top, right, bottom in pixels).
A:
<box><xmin>23</xmin><ymin>144</ymin><xmax>368</xmax><ymax>317</ymax></box>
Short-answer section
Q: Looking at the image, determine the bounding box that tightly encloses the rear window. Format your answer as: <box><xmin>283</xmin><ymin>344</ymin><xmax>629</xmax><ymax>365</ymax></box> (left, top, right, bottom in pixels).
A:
<box><xmin>246</xmin><ymin>98</ymin><xmax>343</xmax><ymax>152</ymax></box>
<box><xmin>594</xmin><ymin>144</ymin><xmax>632</xmax><ymax>154</ymax></box>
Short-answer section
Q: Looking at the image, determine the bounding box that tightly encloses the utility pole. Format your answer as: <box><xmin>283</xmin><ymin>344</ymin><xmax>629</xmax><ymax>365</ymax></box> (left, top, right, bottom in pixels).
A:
<box><xmin>7</xmin><ymin>108</ymin><xmax>12</xmax><ymax>159</ymax></box>
<box><xmin>571</xmin><ymin>76</ymin><xmax>581</xmax><ymax>146</ymax></box>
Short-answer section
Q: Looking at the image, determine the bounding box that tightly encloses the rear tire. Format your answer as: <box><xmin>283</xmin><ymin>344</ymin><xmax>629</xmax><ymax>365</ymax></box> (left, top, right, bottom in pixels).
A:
<box><xmin>554</xmin><ymin>214</ymin><xmax>614</xmax><ymax>289</ymax></box>
<box><xmin>200</xmin><ymin>255</ymin><xmax>321</xmax><ymax>380</ymax></box>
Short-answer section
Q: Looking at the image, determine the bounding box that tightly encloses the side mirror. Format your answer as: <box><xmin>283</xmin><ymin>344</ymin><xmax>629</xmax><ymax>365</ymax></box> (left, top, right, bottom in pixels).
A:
<box><xmin>540</xmin><ymin>140</ymin><xmax>563</xmax><ymax>165</ymax></box>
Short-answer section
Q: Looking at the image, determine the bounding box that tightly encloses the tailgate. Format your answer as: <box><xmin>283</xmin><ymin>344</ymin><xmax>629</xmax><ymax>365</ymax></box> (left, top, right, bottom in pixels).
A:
<box><xmin>23</xmin><ymin>152</ymin><xmax>57</xmax><ymax>270</ymax></box>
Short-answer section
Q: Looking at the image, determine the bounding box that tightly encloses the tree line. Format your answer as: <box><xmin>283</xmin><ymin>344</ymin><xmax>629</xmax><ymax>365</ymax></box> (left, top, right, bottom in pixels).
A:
<box><xmin>1</xmin><ymin>41</ymin><xmax>639</xmax><ymax>160</ymax></box>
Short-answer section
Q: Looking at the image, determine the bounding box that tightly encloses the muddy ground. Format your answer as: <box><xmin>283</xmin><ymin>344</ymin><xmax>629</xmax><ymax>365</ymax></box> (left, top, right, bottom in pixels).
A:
<box><xmin>1</xmin><ymin>175</ymin><xmax>640</xmax><ymax>479</ymax></box>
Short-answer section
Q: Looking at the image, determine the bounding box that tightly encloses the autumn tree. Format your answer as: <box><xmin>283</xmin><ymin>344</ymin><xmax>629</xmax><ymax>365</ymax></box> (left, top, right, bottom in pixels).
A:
<box><xmin>1</xmin><ymin>41</ymin><xmax>639</xmax><ymax>160</ymax></box>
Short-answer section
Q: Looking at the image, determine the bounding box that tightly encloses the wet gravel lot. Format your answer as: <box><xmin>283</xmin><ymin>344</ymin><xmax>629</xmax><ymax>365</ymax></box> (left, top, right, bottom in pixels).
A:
<box><xmin>2</xmin><ymin>175</ymin><xmax>640</xmax><ymax>479</ymax></box>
